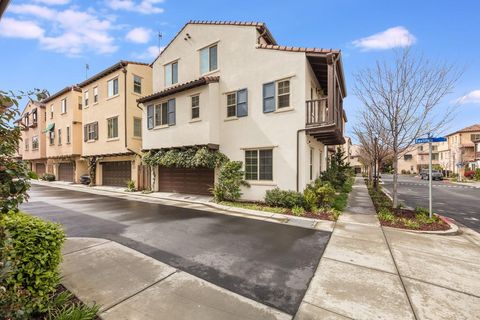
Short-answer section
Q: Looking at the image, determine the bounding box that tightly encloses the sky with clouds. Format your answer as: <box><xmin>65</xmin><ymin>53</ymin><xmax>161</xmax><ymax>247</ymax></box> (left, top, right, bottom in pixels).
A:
<box><xmin>1</xmin><ymin>0</ymin><xmax>479</xmax><ymax>139</ymax></box>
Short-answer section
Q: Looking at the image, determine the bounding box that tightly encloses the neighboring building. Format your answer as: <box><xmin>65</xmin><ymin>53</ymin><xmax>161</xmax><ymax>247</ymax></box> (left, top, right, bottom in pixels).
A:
<box><xmin>348</xmin><ymin>144</ymin><xmax>363</xmax><ymax>174</ymax></box>
<box><xmin>78</xmin><ymin>61</ymin><xmax>152</xmax><ymax>187</ymax></box>
<box><xmin>447</xmin><ymin>124</ymin><xmax>480</xmax><ymax>175</ymax></box>
<box><xmin>397</xmin><ymin>147</ymin><xmax>417</xmax><ymax>174</ymax></box>
<box><xmin>139</xmin><ymin>21</ymin><xmax>347</xmax><ymax>200</ymax></box>
<box><xmin>18</xmin><ymin>100</ymin><xmax>47</xmax><ymax>175</ymax></box>
<box><xmin>416</xmin><ymin>143</ymin><xmax>440</xmax><ymax>172</ymax></box>
<box><xmin>474</xmin><ymin>137</ymin><xmax>480</xmax><ymax>169</ymax></box>
<box><xmin>42</xmin><ymin>86</ymin><xmax>84</xmax><ymax>182</ymax></box>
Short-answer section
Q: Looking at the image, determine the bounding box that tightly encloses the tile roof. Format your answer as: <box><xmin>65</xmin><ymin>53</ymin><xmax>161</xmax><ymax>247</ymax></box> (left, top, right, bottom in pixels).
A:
<box><xmin>137</xmin><ymin>76</ymin><xmax>220</xmax><ymax>104</ymax></box>
<box><xmin>256</xmin><ymin>44</ymin><xmax>340</xmax><ymax>54</ymax></box>
<box><xmin>447</xmin><ymin>124</ymin><xmax>480</xmax><ymax>136</ymax></box>
<box><xmin>78</xmin><ymin>60</ymin><xmax>150</xmax><ymax>88</ymax></box>
<box><xmin>41</xmin><ymin>86</ymin><xmax>81</xmax><ymax>104</ymax></box>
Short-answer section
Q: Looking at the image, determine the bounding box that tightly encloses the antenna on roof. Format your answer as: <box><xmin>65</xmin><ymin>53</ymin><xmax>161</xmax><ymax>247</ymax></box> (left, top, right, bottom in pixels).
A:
<box><xmin>158</xmin><ymin>32</ymin><xmax>163</xmax><ymax>55</ymax></box>
<box><xmin>85</xmin><ymin>63</ymin><xmax>90</xmax><ymax>80</ymax></box>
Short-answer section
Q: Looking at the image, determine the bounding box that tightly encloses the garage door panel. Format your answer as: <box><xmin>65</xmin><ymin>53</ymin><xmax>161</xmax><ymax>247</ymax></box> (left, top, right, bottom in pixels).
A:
<box><xmin>158</xmin><ymin>166</ymin><xmax>214</xmax><ymax>195</ymax></box>
<box><xmin>58</xmin><ymin>163</ymin><xmax>74</xmax><ymax>182</ymax></box>
<box><xmin>102</xmin><ymin>161</ymin><xmax>132</xmax><ymax>187</ymax></box>
<box><xmin>35</xmin><ymin>163</ymin><xmax>46</xmax><ymax>176</ymax></box>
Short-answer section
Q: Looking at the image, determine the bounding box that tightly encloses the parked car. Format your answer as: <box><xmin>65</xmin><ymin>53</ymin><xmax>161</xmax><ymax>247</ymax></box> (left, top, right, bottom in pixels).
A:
<box><xmin>420</xmin><ymin>169</ymin><xmax>443</xmax><ymax>180</ymax></box>
<box><xmin>80</xmin><ymin>174</ymin><xmax>91</xmax><ymax>185</ymax></box>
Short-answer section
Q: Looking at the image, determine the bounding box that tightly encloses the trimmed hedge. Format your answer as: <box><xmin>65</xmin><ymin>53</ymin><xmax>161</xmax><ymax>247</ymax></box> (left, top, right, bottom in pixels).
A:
<box><xmin>0</xmin><ymin>211</ymin><xmax>65</xmax><ymax>315</ymax></box>
<box><xmin>265</xmin><ymin>188</ymin><xmax>305</xmax><ymax>209</ymax></box>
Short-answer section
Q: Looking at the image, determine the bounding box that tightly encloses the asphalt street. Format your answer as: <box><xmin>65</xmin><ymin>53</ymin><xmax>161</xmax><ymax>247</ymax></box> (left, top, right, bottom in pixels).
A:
<box><xmin>20</xmin><ymin>184</ymin><xmax>330</xmax><ymax>315</ymax></box>
<box><xmin>381</xmin><ymin>174</ymin><xmax>480</xmax><ymax>233</ymax></box>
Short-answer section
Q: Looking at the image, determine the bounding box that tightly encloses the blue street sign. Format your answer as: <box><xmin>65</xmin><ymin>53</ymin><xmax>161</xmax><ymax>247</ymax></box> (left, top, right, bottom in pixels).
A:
<box><xmin>415</xmin><ymin>137</ymin><xmax>447</xmax><ymax>144</ymax></box>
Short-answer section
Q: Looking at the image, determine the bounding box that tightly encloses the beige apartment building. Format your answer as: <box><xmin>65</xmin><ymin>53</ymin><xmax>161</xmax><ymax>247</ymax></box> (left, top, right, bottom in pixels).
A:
<box><xmin>42</xmin><ymin>86</ymin><xmax>85</xmax><ymax>182</ymax></box>
<box><xmin>79</xmin><ymin>61</ymin><xmax>152</xmax><ymax>187</ymax></box>
<box><xmin>139</xmin><ymin>21</ymin><xmax>347</xmax><ymax>200</ymax></box>
<box><xmin>447</xmin><ymin>124</ymin><xmax>480</xmax><ymax>174</ymax></box>
<box><xmin>18</xmin><ymin>100</ymin><xmax>47</xmax><ymax>175</ymax></box>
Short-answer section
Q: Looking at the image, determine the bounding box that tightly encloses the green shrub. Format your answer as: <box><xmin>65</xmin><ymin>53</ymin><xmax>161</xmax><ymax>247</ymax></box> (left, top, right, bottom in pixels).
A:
<box><xmin>291</xmin><ymin>206</ymin><xmax>305</xmax><ymax>216</ymax></box>
<box><xmin>41</xmin><ymin>173</ymin><xmax>55</xmax><ymax>181</ymax></box>
<box><xmin>316</xmin><ymin>182</ymin><xmax>336</xmax><ymax>207</ymax></box>
<box><xmin>125</xmin><ymin>180</ymin><xmax>136</xmax><ymax>192</ymax></box>
<box><xmin>403</xmin><ymin>219</ymin><xmax>420</xmax><ymax>229</ymax></box>
<box><xmin>475</xmin><ymin>169</ymin><xmax>480</xmax><ymax>181</ymax></box>
<box><xmin>415</xmin><ymin>206</ymin><xmax>429</xmax><ymax>216</ymax></box>
<box><xmin>303</xmin><ymin>188</ymin><xmax>318</xmax><ymax>211</ymax></box>
<box><xmin>212</xmin><ymin>161</ymin><xmax>249</xmax><ymax>202</ymax></box>
<box><xmin>328</xmin><ymin>208</ymin><xmax>341</xmax><ymax>221</ymax></box>
<box><xmin>265</xmin><ymin>188</ymin><xmax>305</xmax><ymax>209</ymax></box>
<box><xmin>27</xmin><ymin>171</ymin><xmax>39</xmax><ymax>180</ymax></box>
<box><xmin>320</xmin><ymin>147</ymin><xmax>351</xmax><ymax>190</ymax></box>
<box><xmin>378</xmin><ymin>208</ymin><xmax>395</xmax><ymax>222</ymax></box>
<box><xmin>1</xmin><ymin>212</ymin><xmax>65</xmax><ymax>314</ymax></box>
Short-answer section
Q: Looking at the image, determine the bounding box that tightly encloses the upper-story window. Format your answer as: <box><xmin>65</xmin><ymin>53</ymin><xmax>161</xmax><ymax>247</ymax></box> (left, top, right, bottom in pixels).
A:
<box><xmin>50</xmin><ymin>105</ymin><xmax>54</xmax><ymax>119</ymax></box>
<box><xmin>200</xmin><ymin>44</ymin><xmax>217</xmax><ymax>74</ymax></box>
<box><xmin>133</xmin><ymin>117</ymin><xmax>142</xmax><ymax>137</ymax></box>
<box><xmin>262</xmin><ymin>79</ymin><xmax>290</xmax><ymax>113</ymax></box>
<box><xmin>84</xmin><ymin>122</ymin><xmax>98</xmax><ymax>141</ymax></box>
<box><xmin>133</xmin><ymin>75</ymin><xmax>142</xmax><ymax>94</ymax></box>
<box><xmin>32</xmin><ymin>109</ymin><xmax>37</xmax><ymax>124</ymax></box>
<box><xmin>107</xmin><ymin>117</ymin><xmax>118</xmax><ymax>139</ymax></box>
<box><xmin>24</xmin><ymin>114</ymin><xmax>29</xmax><ymax>126</ymax></box>
<box><xmin>61</xmin><ymin>98</ymin><xmax>67</xmax><ymax>114</ymax></box>
<box><xmin>108</xmin><ymin>78</ymin><xmax>119</xmax><ymax>97</ymax></box>
<box><xmin>78</xmin><ymin>96</ymin><xmax>82</xmax><ymax>110</ymax></box>
<box><xmin>32</xmin><ymin>136</ymin><xmax>39</xmax><ymax>150</ymax></box>
<box><xmin>165</xmin><ymin>62</ymin><xmax>178</xmax><ymax>86</ymax></box>
<box><xmin>93</xmin><ymin>86</ymin><xmax>98</xmax><ymax>103</ymax></box>
<box><xmin>226</xmin><ymin>89</ymin><xmax>248</xmax><ymax>118</ymax></box>
<box><xmin>84</xmin><ymin>91</ymin><xmax>89</xmax><ymax>107</ymax></box>
<box><xmin>147</xmin><ymin>99</ymin><xmax>176</xmax><ymax>129</ymax></box>
<box><xmin>471</xmin><ymin>134</ymin><xmax>480</xmax><ymax>142</ymax></box>
<box><xmin>49</xmin><ymin>131</ymin><xmax>55</xmax><ymax>145</ymax></box>
<box><xmin>25</xmin><ymin>138</ymin><xmax>29</xmax><ymax>151</ymax></box>
<box><xmin>58</xmin><ymin>128</ymin><xmax>62</xmax><ymax>145</ymax></box>
<box><xmin>191</xmin><ymin>95</ymin><xmax>200</xmax><ymax>119</ymax></box>
<box><xmin>418</xmin><ymin>146</ymin><xmax>423</xmax><ymax>152</ymax></box>
<box><xmin>66</xmin><ymin>126</ymin><xmax>71</xmax><ymax>144</ymax></box>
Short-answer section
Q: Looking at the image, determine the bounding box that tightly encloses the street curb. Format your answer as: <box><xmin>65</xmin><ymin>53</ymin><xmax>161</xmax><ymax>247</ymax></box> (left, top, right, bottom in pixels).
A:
<box><xmin>30</xmin><ymin>180</ymin><xmax>335</xmax><ymax>232</ymax></box>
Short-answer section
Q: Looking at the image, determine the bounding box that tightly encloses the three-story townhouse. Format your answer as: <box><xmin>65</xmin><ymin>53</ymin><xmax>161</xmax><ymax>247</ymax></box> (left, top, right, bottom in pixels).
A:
<box><xmin>79</xmin><ymin>61</ymin><xmax>152</xmax><ymax>187</ymax></box>
<box><xmin>18</xmin><ymin>100</ymin><xmax>47</xmax><ymax>175</ymax></box>
<box><xmin>138</xmin><ymin>21</ymin><xmax>347</xmax><ymax>200</ymax></box>
<box><xmin>42</xmin><ymin>86</ymin><xmax>85</xmax><ymax>182</ymax></box>
<box><xmin>447</xmin><ymin>124</ymin><xmax>480</xmax><ymax>175</ymax></box>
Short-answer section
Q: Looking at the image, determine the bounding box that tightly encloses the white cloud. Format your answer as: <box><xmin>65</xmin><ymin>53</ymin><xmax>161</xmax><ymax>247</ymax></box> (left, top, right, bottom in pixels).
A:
<box><xmin>126</xmin><ymin>27</ymin><xmax>151</xmax><ymax>43</ymax></box>
<box><xmin>33</xmin><ymin>0</ymin><xmax>70</xmax><ymax>5</ymax></box>
<box><xmin>8</xmin><ymin>4</ymin><xmax>56</xmax><ymax>19</ymax></box>
<box><xmin>456</xmin><ymin>90</ymin><xmax>480</xmax><ymax>104</ymax></box>
<box><xmin>108</xmin><ymin>0</ymin><xmax>165</xmax><ymax>14</ymax></box>
<box><xmin>134</xmin><ymin>45</ymin><xmax>163</xmax><ymax>60</ymax></box>
<box><xmin>352</xmin><ymin>26</ymin><xmax>416</xmax><ymax>51</ymax></box>
<box><xmin>0</xmin><ymin>18</ymin><xmax>45</xmax><ymax>39</ymax></box>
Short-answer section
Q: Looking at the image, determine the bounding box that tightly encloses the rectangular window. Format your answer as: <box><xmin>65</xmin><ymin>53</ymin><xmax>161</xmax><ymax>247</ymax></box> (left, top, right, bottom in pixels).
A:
<box><xmin>432</xmin><ymin>154</ymin><xmax>439</xmax><ymax>161</ymax></box>
<box><xmin>133</xmin><ymin>75</ymin><xmax>142</xmax><ymax>94</ymax></box>
<box><xmin>471</xmin><ymin>134</ymin><xmax>480</xmax><ymax>142</ymax></box>
<box><xmin>32</xmin><ymin>109</ymin><xmax>37</xmax><ymax>124</ymax></box>
<box><xmin>49</xmin><ymin>130</ymin><xmax>55</xmax><ymax>145</ymax></box>
<box><xmin>226</xmin><ymin>89</ymin><xmax>248</xmax><ymax>118</ymax></box>
<box><xmin>147</xmin><ymin>105</ymin><xmax>154</xmax><ymax>129</ymax></box>
<box><xmin>61</xmin><ymin>98</ymin><xmax>67</xmax><ymax>113</ymax></box>
<box><xmin>263</xmin><ymin>79</ymin><xmax>291</xmax><ymax>112</ymax></box>
<box><xmin>108</xmin><ymin>78</ymin><xmax>119</xmax><ymax>97</ymax></box>
<box><xmin>310</xmin><ymin>148</ymin><xmax>313</xmax><ymax>180</ymax></box>
<box><xmin>32</xmin><ymin>136</ymin><xmax>38</xmax><ymax>150</ymax></box>
<box><xmin>165</xmin><ymin>62</ymin><xmax>178</xmax><ymax>86</ymax></box>
<box><xmin>191</xmin><ymin>95</ymin><xmax>200</xmax><ymax>119</ymax></box>
<box><xmin>155</xmin><ymin>102</ymin><xmax>168</xmax><ymax>126</ymax></box>
<box><xmin>107</xmin><ymin>117</ymin><xmax>118</xmax><ymax>139</ymax></box>
<box><xmin>200</xmin><ymin>44</ymin><xmax>217</xmax><ymax>74</ymax></box>
<box><xmin>84</xmin><ymin>122</ymin><xmax>98</xmax><ymax>141</ymax></box>
<box><xmin>58</xmin><ymin>128</ymin><xmax>62</xmax><ymax>145</ymax></box>
<box><xmin>263</xmin><ymin>82</ymin><xmax>275</xmax><ymax>113</ymax></box>
<box><xmin>93</xmin><ymin>86</ymin><xmax>98</xmax><ymax>103</ymax></box>
<box><xmin>404</xmin><ymin>154</ymin><xmax>413</xmax><ymax>160</ymax></box>
<box><xmin>133</xmin><ymin>117</ymin><xmax>142</xmax><ymax>137</ymax></box>
<box><xmin>245</xmin><ymin>149</ymin><xmax>273</xmax><ymax>181</ymax></box>
<box><xmin>50</xmin><ymin>104</ymin><xmax>54</xmax><ymax>119</ymax></box>
<box><xmin>78</xmin><ymin>96</ymin><xmax>82</xmax><ymax>110</ymax></box>
<box><xmin>277</xmin><ymin>80</ymin><xmax>290</xmax><ymax>108</ymax></box>
<box><xmin>84</xmin><ymin>90</ymin><xmax>89</xmax><ymax>107</ymax></box>
<box><xmin>226</xmin><ymin>93</ymin><xmax>236</xmax><ymax>118</ymax></box>
<box><xmin>66</xmin><ymin>126</ymin><xmax>71</xmax><ymax>144</ymax></box>
<box><xmin>25</xmin><ymin>138</ymin><xmax>29</xmax><ymax>151</ymax></box>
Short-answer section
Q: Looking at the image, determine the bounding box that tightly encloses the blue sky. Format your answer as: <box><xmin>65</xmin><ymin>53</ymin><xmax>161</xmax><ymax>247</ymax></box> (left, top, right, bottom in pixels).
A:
<box><xmin>1</xmin><ymin>0</ymin><xmax>479</xmax><ymax>140</ymax></box>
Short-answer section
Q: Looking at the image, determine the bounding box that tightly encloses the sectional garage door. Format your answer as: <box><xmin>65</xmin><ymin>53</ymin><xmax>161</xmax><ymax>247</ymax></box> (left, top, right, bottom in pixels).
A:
<box><xmin>102</xmin><ymin>161</ymin><xmax>132</xmax><ymax>187</ymax></box>
<box><xmin>58</xmin><ymin>163</ymin><xmax>74</xmax><ymax>182</ymax></box>
<box><xmin>35</xmin><ymin>163</ymin><xmax>46</xmax><ymax>176</ymax></box>
<box><xmin>158</xmin><ymin>166</ymin><xmax>214</xmax><ymax>195</ymax></box>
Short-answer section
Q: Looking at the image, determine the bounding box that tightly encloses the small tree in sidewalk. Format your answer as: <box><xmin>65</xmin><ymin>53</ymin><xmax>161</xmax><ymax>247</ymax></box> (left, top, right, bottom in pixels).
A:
<box><xmin>354</xmin><ymin>48</ymin><xmax>461</xmax><ymax>207</ymax></box>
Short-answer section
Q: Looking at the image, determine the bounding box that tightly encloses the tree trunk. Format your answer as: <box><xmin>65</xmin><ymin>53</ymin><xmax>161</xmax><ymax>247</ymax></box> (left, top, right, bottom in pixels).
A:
<box><xmin>392</xmin><ymin>156</ymin><xmax>398</xmax><ymax>208</ymax></box>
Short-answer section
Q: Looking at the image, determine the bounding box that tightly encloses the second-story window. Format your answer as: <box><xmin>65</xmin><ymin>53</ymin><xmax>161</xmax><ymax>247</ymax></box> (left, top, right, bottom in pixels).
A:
<box><xmin>165</xmin><ymin>62</ymin><xmax>178</xmax><ymax>86</ymax></box>
<box><xmin>84</xmin><ymin>90</ymin><xmax>89</xmax><ymax>107</ymax></box>
<box><xmin>50</xmin><ymin>105</ymin><xmax>54</xmax><ymax>119</ymax></box>
<box><xmin>32</xmin><ymin>109</ymin><xmax>37</xmax><ymax>124</ymax></box>
<box><xmin>107</xmin><ymin>117</ymin><xmax>118</xmax><ymax>139</ymax></box>
<box><xmin>226</xmin><ymin>89</ymin><xmax>248</xmax><ymax>118</ymax></box>
<box><xmin>66</xmin><ymin>126</ymin><xmax>71</xmax><ymax>144</ymax></box>
<box><xmin>61</xmin><ymin>98</ymin><xmax>67</xmax><ymax>114</ymax></box>
<box><xmin>133</xmin><ymin>75</ymin><xmax>142</xmax><ymax>94</ymax></box>
<box><xmin>49</xmin><ymin>131</ymin><xmax>55</xmax><ymax>145</ymax></box>
<box><xmin>191</xmin><ymin>95</ymin><xmax>200</xmax><ymax>119</ymax></box>
<box><xmin>133</xmin><ymin>117</ymin><xmax>142</xmax><ymax>137</ymax></box>
<box><xmin>200</xmin><ymin>44</ymin><xmax>217</xmax><ymax>74</ymax></box>
<box><xmin>84</xmin><ymin>122</ymin><xmax>98</xmax><ymax>141</ymax></box>
<box><xmin>24</xmin><ymin>115</ymin><xmax>29</xmax><ymax>126</ymax></box>
<box><xmin>263</xmin><ymin>79</ymin><xmax>291</xmax><ymax>113</ymax></box>
<box><xmin>58</xmin><ymin>129</ymin><xmax>62</xmax><ymax>145</ymax></box>
<box><xmin>108</xmin><ymin>78</ymin><xmax>119</xmax><ymax>97</ymax></box>
<box><xmin>32</xmin><ymin>136</ymin><xmax>39</xmax><ymax>150</ymax></box>
<box><xmin>154</xmin><ymin>99</ymin><xmax>176</xmax><ymax>127</ymax></box>
<box><xmin>25</xmin><ymin>138</ymin><xmax>29</xmax><ymax>151</ymax></box>
<box><xmin>93</xmin><ymin>86</ymin><xmax>98</xmax><ymax>103</ymax></box>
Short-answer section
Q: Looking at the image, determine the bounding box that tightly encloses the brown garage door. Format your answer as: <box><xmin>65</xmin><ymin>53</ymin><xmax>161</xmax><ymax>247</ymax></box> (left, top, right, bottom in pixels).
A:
<box><xmin>102</xmin><ymin>161</ymin><xmax>132</xmax><ymax>187</ymax></box>
<box><xmin>158</xmin><ymin>166</ymin><xmax>214</xmax><ymax>195</ymax></box>
<box><xmin>58</xmin><ymin>163</ymin><xmax>74</xmax><ymax>182</ymax></box>
<box><xmin>35</xmin><ymin>163</ymin><xmax>46</xmax><ymax>176</ymax></box>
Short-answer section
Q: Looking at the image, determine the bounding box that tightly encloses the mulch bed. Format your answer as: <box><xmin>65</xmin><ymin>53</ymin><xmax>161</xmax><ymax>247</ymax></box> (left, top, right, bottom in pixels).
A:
<box><xmin>380</xmin><ymin>207</ymin><xmax>450</xmax><ymax>231</ymax></box>
<box><xmin>284</xmin><ymin>210</ymin><xmax>335</xmax><ymax>221</ymax></box>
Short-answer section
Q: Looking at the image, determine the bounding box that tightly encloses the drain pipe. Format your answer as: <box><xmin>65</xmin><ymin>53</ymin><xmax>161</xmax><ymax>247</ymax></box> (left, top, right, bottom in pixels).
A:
<box><xmin>296</xmin><ymin>128</ymin><xmax>307</xmax><ymax>192</ymax></box>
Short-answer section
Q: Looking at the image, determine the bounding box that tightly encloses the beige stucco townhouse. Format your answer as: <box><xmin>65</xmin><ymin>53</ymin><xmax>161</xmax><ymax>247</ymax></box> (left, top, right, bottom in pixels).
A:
<box><xmin>79</xmin><ymin>61</ymin><xmax>152</xmax><ymax>187</ymax></box>
<box><xmin>41</xmin><ymin>86</ymin><xmax>86</xmax><ymax>182</ymax></box>
<box><xmin>18</xmin><ymin>100</ymin><xmax>48</xmax><ymax>175</ymax></box>
<box><xmin>138</xmin><ymin>21</ymin><xmax>347</xmax><ymax>201</ymax></box>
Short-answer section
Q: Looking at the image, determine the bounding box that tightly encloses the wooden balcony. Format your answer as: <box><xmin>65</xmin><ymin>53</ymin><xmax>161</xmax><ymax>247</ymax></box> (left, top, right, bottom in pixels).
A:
<box><xmin>306</xmin><ymin>98</ymin><xmax>345</xmax><ymax>145</ymax></box>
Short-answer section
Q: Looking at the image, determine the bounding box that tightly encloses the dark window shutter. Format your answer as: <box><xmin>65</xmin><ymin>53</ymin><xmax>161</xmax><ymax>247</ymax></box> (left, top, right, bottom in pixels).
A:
<box><xmin>83</xmin><ymin>125</ymin><xmax>87</xmax><ymax>142</ymax></box>
<box><xmin>147</xmin><ymin>105</ymin><xmax>154</xmax><ymax>129</ymax></box>
<box><xmin>94</xmin><ymin>122</ymin><xmax>98</xmax><ymax>140</ymax></box>
<box><xmin>167</xmin><ymin>99</ymin><xmax>176</xmax><ymax>125</ymax></box>
<box><xmin>236</xmin><ymin>89</ymin><xmax>248</xmax><ymax>117</ymax></box>
<box><xmin>263</xmin><ymin>82</ymin><xmax>275</xmax><ymax>113</ymax></box>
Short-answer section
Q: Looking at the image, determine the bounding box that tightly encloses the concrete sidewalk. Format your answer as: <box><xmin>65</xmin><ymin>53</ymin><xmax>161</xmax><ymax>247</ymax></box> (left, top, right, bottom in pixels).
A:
<box><xmin>296</xmin><ymin>177</ymin><xmax>480</xmax><ymax>320</ymax></box>
<box><xmin>62</xmin><ymin>238</ymin><xmax>291</xmax><ymax>320</ymax></box>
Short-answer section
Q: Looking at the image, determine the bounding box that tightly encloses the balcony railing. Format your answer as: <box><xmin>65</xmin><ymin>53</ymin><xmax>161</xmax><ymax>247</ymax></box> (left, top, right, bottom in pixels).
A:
<box><xmin>306</xmin><ymin>98</ymin><xmax>328</xmax><ymax>126</ymax></box>
<box><xmin>305</xmin><ymin>98</ymin><xmax>345</xmax><ymax>145</ymax></box>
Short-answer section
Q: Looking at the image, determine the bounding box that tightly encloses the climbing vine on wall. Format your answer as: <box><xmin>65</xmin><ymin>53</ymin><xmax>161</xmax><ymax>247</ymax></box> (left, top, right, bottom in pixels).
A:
<box><xmin>142</xmin><ymin>147</ymin><xmax>229</xmax><ymax>169</ymax></box>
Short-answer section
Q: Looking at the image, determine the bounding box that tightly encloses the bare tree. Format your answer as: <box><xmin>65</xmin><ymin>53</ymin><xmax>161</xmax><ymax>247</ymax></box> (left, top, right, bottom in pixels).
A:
<box><xmin>354</xmin><ymin>48</ymin><xmax>460</xmax><ymax>207</ymax></box>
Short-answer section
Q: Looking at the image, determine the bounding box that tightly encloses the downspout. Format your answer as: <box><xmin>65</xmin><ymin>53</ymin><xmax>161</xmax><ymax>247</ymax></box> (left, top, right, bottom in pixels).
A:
<box><xmin>122</xmin><ymin>65</ymin><xmax>128</xmax><ymax>150</ymax></box>
<box><xmin>296</xmin><ymin>128</ymin><xmax>307</xmax><ymax>192</ymax></box>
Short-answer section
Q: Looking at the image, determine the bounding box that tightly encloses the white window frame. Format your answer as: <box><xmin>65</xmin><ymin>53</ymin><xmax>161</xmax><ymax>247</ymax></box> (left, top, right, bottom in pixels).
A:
<box><xmin>84</xmin><ymin>90</ymin><xmax>89</xmax><ymax>107</ymax></box>
<box><xmin>107</xmin><ymin>77</ymin><xmax>119</xmax><ymax>97</ymax></box>
<box><xmin>154</xmin><ymin>102</ymin><xmax>169</xmax><ymax>127</ymax></box>
<box><xmin>66</xmin><ymin>126</ymin><xmax>71</xmax><ymax>144</ymax></box>
<box><xmin>226</xmin><ymin>92</ymin><xmax>236</xmax><ymax>118</ymax></box>
<box><xmin>277</xmin><ymin>79</ymin><xmax>290</xmax><ymax>109</ymax></box>
<box><xmin>61</xmin><ymin>98</ymin><xmax>67</xmax><ymax>114</ymax></box>
<box><xmin>50</xmin><ymin>104</ymin><xmax>54</xmax><ymax>119</ymax></box>
<box><xmin>200</xmin><ymin>43</ymin><xmax>218</xmax><ymax>75</ymax></box>
<box><xmin>164</xmin><ymin>61</ymin><xmax>178</xmax><ymax>87</ymax></box>
<box><xmin>244</xmin><ymin>149</ymin><xmax>273</xmax><ymax>181</ymax></box>
<box><xmin>107</xmin><ymin>116</ymin><xmax>119</xmax><ymax>139</ymax></box>
<box><xmin>93</xmin><ymin>86</ymin><xmax>98</xmax><ymax>103</ymax></box>
<box><xmin>133</xmin><ymin>75</ymin><xmax>142</xmax><ymax>94</ymax></box>
<box><xmin>133</xmin><ymin>117</ymin><xmax>142</xmax><ymax>137</ymax></box>
<box><xmin>58</xmin><ymin>128</ymin><xmax>62</xmax><ymax>145</ymax></box>
<box><xmin>191</xmin><ymin>95</ymin><xmax>200</xmax><ymax>120</ymax></box>
<box><xmin>32</xmin><ymin>136</ymin><xmax>39</xmax><ymax>150</ymax></box>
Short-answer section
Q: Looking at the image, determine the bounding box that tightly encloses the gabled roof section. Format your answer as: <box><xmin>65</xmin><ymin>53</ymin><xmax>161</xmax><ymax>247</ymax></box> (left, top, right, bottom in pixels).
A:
<box><xmin>447</xmin><ymin>124</ymin><xmax>480</xmax><ymax>136</ymax></box>
<box><xmin>78</xmin><ymin>60</ymin><xmax>150</xmax><ymax>88</ymax></box>
<box><xmin>137</xmin><ymin>76</ymin><xmax>219</xmax><ymax>104</ymax></box>
<box><xmin>256</xmin><ymin>44</ymin><xmax>340</xmax><ymax>54</ymax></box>
<box><xmin>150</xmin><ymin>20</ymin><xmax>276</xmax><ymax>66</ymax></box>
<box><xmin>41</xmin><ymin>85</ymin><xmax>81</xmax><ymax>104</ymax></box>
